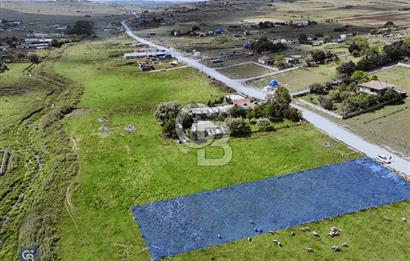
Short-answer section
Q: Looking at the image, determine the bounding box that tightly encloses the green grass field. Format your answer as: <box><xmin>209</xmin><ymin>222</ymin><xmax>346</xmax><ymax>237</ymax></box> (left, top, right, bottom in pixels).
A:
<box><xmin>217</xmin><ymin>62</ymin><xmax>275</xmax><ymax>79</ymax></box>
<box><xmin>247</xmin><ymin>64</ymin><xmax>337</xmax><ymax>93</ymax></box>
<box><xmin>0</xmin><ymin>59</ymin><xmax>83</xmax><ymax>259</ymax></box>
<box><xmin>43</xmin><ymin>38</ymin><xmax>410</xmax><ymax>261</ymax></box>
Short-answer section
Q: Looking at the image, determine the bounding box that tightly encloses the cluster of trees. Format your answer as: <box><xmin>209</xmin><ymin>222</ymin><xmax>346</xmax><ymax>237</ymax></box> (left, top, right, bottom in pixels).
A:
<box><xmin>340</xmin><ymin>93</ymin><xmax>379</xmax><ymax>114</ymax></box>
<box><xmin>309</xmin><ymin>70</ymin><xmax>404</xmax><ymax>114</ymax></box>
<box><xmin>225</xmin><ymin>88</ymin><xmax>301</xmax><ymax>135</ymax></box>
<box><xmin>258</xmin><ymin>21</ymin><xmax>283</xmax><ymax>29</ymax></box>
<box><xmin>307</xmin><ymin>50</ymin><xmax>338</xmax><ymax>65</ymax></box>
<box><xmin>225</xmin><ymin>118</ymin><xmax>251</xmax><ymax>136</ymax></box>
<box><xmin>250</xmin><ymin>37</ymin><xmax>287</xmax><ymax>54</ymax></box>
<box><xmin>247</xmin><ymin>87</ymin><xmax>301</xmax><ymax>122</ymax></box>
<box><xmin>348</xmin><ymin>38</ymin><xmax>370</xmax><ymax>57</ymax></box>
<box><xmin>155</xmin><ymin>102</ymin><xmax>193</xmax><ymax>138</ymax></box>
<box><xmin>270</xmin><ymin>54</ymin><xmax>287</xmax><ymax>69</ymax></box>
<box><xmin>338</xmin><ymin>39</ymin><xmax>410</xmax><ymax>75</ymax></box>
<box><xmin>155</xmin><ymin>88</ymin><xmax>302</xmax><ymax>139</ymax></box>
<box><xmin>67</xmin><ymin>20</ymin><xmax>94</xmax><ymax>36</ymax></box>
<box><xmin>1</xmin><ymin>36</ymin><xmax>19</xmax><ymax>48</ymax></box>
<box><xmin>310</xmin><ymin>82</ymin><xmax>380</xmax><ymax>114</ymax></box>
<box><xmin>50</xmin><ymin>39</ymin><xmax>64</xmax><ymax>48</ymax></box>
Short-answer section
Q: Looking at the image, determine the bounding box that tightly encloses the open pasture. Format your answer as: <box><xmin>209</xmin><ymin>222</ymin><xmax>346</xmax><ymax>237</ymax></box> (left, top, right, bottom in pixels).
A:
<box><xmin>49</xmin><ymin>39</ymin><xmax>381</xmax><ymax>261</ymax></box>
<box><xmin>247</xmin><ymin>64</ymin><xmax>337</xmax><ymax>93</ymax></box>
<box><xmin>217</xmin><ymin>62</ymin><xmax>275</xmax><ymax>79</ymax></box>
<box><xmin>132</xmin><ymin>157</ymin><xmax>410</xmax><ymax>260</ymax></box>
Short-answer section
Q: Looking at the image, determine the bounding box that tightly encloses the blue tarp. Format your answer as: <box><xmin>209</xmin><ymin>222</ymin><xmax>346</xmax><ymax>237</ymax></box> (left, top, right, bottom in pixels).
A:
<box><xmin>156</xmin><ymin>53</ymin><xmax>172</xmax><ymax>59</ymax></box>
<box><xmin>269</xmin><ymin>80</ymin><xmax>279</xmax><ymax>87</ymax></box>
<box><xmin>131</xmin><ymin>158</ymin><xmax>410</xmax><ymax>260</ymax></box>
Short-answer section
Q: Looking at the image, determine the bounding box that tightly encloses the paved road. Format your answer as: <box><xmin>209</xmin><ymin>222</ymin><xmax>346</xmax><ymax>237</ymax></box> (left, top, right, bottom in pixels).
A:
<box><xmin>122</xmin><ymin>20</ymin><xmax>266</xmax><ymax>100</ymax></box>
<box><xmin>293</xmin><ymin>104</ymin><xmax>409</xmax><ymax>175</ymax></box>
<box><xmin>122</xmin><ymin>20</ymin><xmax>410</xmax><ymax>176</ymax></box>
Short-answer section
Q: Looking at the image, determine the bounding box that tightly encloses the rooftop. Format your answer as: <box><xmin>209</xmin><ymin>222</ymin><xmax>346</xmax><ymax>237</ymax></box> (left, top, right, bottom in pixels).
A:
<box><xmin>360</xmin><ymin>80</ymin><xmax>394</xmax><ymax>91</ymax></box>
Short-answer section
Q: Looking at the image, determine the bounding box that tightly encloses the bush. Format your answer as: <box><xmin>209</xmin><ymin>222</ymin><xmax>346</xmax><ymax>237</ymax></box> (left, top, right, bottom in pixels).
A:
<box><xmin>341</xmin><ymin>93</ymin><xmax>379</xmax><ymax>114</ymax></box>
<box><xmin>29</xmin><ymin>54</ymin><xmax>40</xmax><ymax>64</ymax></box>
<box><xmin>229</xmin><ymin>105</ymin><xmax>247</xmax><ymax>118</ymax></box>
<box><xmin>162</xmin><ymin>120</ymin><xmax>177</xmax><ymax>138</ymax></box>
<box><xmin>285</xmin><ymin>108</ymin><xmax>302</xmax><ymax>122</ymax></box>
<box><xmin>251</xmin><ymin>37</ymin><xmax>287</xmax><ymax>53</ymax></box>
<box><xmin>298</xmin><ymin>33</ymin><xmax>309</xmax><ymax>44</ymax></box>
<box><xmin>155</xmin><ymin>102</ymin><xmax>183</xmax><ymax>137</ymax></box>
<box><xmin>225</xmin><ymin>118</ymin><xmax>251</xmax><ymax>136</ymax></box>
<box><xmin>191</xmin><ymin>25</ymin><xmax>200</xmax><ymax>31</ymax></box>
<box><xmin>311</xmin><ymin>50</ymin><xmax>326</xmax><ymax>63</ymax></box>
<box><xmin>256</xmin><ymin>118</ymin><xmax>272</xmax><ymax>132</ymax></box>
<box><xmin>379</xmin><ymin>89</ymin><xmax>403</xmax><ymax>103</ymax></box>
<box><xmin>328</xmin><ymin>89</ymin><xmax>341</xmax><ymax>102</ymax></box>
<box><xmin>50</xmin><ymin>39</ymin><xmax>63</xmax><ymax>48</ymax></box>
<box><xmin>337</xmin><ymin>61</ymin><xmax>356</xmax><ymax>75</ymax></box>
<box><xmin>350</xmin><ymin>70</ymin><xmax>369</xmax><ymax>83</ymax></box>
<box><xmin>309</xmin><ymin>83</ymin><xmax>327</xmax><ymax>94</ymax></box>
<box><xmin>154</xmin><ymin>102</ymin><xmax>182</xmax><ymax>126</ymax></box>
<box><xmin>318</xmin><ymin>95</ymin><xmax>334</xmax><ymax>110</ymax></box>
<box><xmin>67</xmin><ymin>20</ymin><xmax>94</xmax><ymax>35</ymax></box>
<box><xmin>246</xmin><ymin>105</ymin><xmax>267</xmax><ymax>120</ymax></box>
<box><xmin>348</xmin><ymin>38</ymin><xmax>369</xmax><ymax>57</ymax></box>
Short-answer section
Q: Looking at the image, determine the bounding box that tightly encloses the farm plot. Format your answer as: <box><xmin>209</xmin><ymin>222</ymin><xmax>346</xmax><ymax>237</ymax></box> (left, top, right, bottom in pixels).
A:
<box><xmin>339</xmin><ymin>12</ymin><xmax>410</xmax><ymax>26</ymax></box>
<box><xmin>217</xmin><ymin>62</ymin><xmax>275</xmax><ymax>79</ymax></box>
<box><xmin>132</xmin><ymin>157</ymin><xmax>410</xmax><ymax>260</ymax></box>
<box><xmin>247</xmin><ymin>64</ymin><xmax>337</xmax><ymax>93</ymax></box>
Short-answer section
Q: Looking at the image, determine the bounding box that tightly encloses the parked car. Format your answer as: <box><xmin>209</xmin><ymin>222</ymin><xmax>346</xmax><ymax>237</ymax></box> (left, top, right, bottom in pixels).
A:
<box><xmin>376</xmin><ymin>154</ymin><xmax>391</xmax><ymax>164</ymax></box>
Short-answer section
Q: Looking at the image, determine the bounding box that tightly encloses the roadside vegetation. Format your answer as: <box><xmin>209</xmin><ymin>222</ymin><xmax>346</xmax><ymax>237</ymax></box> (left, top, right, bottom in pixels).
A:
<box><xmin>337</xmin><ymin>38</ymin><xmax>410</xmax><ymax>75</ymax></box>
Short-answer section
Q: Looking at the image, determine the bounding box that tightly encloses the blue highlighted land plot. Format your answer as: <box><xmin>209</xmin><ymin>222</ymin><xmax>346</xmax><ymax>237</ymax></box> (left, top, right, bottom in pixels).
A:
<box><xmin>131</xmin><ymin>158</ymin><xmax>410</xmax><ymax>260</ymax></box>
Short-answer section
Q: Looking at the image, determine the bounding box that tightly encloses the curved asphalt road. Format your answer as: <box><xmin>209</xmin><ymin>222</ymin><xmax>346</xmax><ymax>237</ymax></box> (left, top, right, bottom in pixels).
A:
<box><xmin>122</xmin><ymin>20</ymin><xmax>410</xmax><ymax>176</ymax></box>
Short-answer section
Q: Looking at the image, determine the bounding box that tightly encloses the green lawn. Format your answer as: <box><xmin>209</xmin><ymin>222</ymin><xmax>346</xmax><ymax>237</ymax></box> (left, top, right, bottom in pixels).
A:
<box><xmin>247</xmin><ymin>64</ymin><xmax>337</xmax><ymax>93</ymax></box>
<box><xmin>217</xmin><ymin>62</ymin><xmax>275</xmax><ymax>79</ymax></box>
<box><xmin>48</xmin><ymin>39</ymin><xmax>410</xmax><ymax>261</ymax></box>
